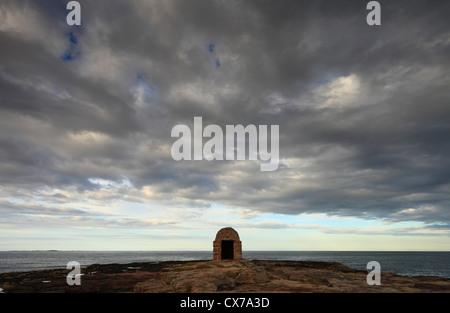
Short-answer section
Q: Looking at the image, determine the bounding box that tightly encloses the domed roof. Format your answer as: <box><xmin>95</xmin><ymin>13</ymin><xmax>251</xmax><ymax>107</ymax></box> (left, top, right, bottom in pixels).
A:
<box><xmin>214</xmin><ymin>227</ymin><xmax>240</xmax><ymax>241</ymax></box>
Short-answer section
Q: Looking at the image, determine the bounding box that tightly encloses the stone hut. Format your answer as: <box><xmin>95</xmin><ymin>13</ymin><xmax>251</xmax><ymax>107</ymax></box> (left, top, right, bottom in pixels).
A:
<box><xmin>213</xmin><ymin>227</ymin><xmax>242</xmax><ymax>261</ymax></box>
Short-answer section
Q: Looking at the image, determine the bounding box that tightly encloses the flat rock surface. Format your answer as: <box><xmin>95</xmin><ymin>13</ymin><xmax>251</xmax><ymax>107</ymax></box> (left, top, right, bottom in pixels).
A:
<box><xmin>1</xmin><ymin>260</ymin><xmax>449</xmax><ymax>293</ymax></box>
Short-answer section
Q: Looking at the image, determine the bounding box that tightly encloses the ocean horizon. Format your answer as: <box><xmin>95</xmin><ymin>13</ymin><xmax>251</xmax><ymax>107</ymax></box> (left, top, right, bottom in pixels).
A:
<box><xmin>1</xmin><ymin>250</ymin><xmax>449</xmax><ymax>278</ymax></box>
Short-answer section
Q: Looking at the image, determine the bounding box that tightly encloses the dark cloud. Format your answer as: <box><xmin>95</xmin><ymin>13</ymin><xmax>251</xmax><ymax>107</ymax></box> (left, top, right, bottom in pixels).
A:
<box><xmin>0</xmin><ymin>0</ymin><xmax>449</xmax><ymax>229</ymax></box>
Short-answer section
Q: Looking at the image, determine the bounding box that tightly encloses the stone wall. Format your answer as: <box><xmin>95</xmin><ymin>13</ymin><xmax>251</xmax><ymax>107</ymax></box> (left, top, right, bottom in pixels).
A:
<box><xmin>213</xmin><ymin>227</ymin><xmax>242</xmax><ymax>261</ymax></box>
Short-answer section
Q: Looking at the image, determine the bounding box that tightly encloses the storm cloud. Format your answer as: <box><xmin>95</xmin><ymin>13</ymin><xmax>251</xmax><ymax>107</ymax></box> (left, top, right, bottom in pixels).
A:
<box><xmin>1</xmin><ymin>0</ymin><xmax>449</xmax><ymax>238</ymax></box>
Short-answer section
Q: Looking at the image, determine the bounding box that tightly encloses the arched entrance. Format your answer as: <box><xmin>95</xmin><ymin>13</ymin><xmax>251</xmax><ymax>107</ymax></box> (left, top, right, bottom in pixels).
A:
<box><xmin>221</xmin><ymin>240</ymin><xmax>234</xmax><ymax>260</ymax></box>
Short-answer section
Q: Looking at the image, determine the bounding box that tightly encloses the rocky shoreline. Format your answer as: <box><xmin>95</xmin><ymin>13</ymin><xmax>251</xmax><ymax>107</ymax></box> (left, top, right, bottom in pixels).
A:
<box><xmin>1</xmin><ymin>259</ymin><xmax>449</xmax><ymax>293</ymax></box>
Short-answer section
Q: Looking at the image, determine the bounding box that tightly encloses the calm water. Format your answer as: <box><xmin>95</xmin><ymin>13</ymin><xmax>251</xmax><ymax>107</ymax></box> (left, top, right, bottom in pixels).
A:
<box><xmin>0</xmin><ymin>251</ymin><xmax>449</xmax><ymax>278</ymax></box>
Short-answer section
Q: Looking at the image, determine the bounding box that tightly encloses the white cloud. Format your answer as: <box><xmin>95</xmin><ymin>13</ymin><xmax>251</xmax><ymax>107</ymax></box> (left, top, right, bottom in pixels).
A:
<box><xmin>314</xmin><ymin>74</ymin><xmax>361</xmax><ymax>109</ymax></box>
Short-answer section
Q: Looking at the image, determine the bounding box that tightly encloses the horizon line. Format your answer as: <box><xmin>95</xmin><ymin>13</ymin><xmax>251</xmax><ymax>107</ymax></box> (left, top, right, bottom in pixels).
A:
<box><xmin>1</xmin><ymin>249</ymin><xmax>449</xmax><ymax>252</ymax></box>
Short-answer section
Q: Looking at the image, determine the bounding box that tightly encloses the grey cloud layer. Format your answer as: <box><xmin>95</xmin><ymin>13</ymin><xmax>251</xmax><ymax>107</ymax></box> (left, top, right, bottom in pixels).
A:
<box><xmin>0</xmin><ymin>0</ymin><xmax>449</xmax><ymax>226</ymax></box>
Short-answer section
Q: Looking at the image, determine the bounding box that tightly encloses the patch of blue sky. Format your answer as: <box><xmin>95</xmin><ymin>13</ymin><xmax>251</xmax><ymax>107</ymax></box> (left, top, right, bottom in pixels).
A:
<box><xmin>314</xmin><ymin>72</ymin><xmax>352</xmax><ymax>85</ymax></box>
<box><xmin>245</xmin><ymin>215</ymin><xmax>300</xmax><ymax>228</ymax></box>
<box><xmin>137</xmin><ymin>80</ymin><xmax>155</xmax><ymax>95</ymax></box>
<box><xmin>119</xmin><ymin>201</ymin><xmax>158</xmax><ymax>211</ymax></box>
<box><xmin>61</xmin><ymin>31</ymin><xmax>81</xmax><ymax>62</ymax></box>
<box><xmin>136</xmin><ymin>73</ymin><xmax>147</xmax><ymax>81</ymax></box>
<box><xmin>88</xmin><ymin>177</ymin><xmax>133</xmax><ymax>189</ymax></box>
<box><xmin>68</xmin><ymin>32</ymin><xmax>77</xmax><ymax>44</ymax></box>
<box><xmin>294</xmin><ymin>214</ymin><xmax>432</xmax><ymax>231</ymax></box>
<box><xmin>133</xmin><ymin>72</ymin><xmax>158</xmax><ymax>104</ymax></box>
<box><xmin>61</xmin><ymin>51</ymin><xmax>79</xmax><ymax>62</ymax></box>
<box><xmin>4</xmin><ymin>197</ymin><xmax>27</xmax><ymax>204</ymax></box>
<box><xmin>315</xmin><ymin>78</ymin><xmax>330</xmax><ymax>85</ymax></box>
<box><xmin>298</xmin><ymin>215</ymin><xmax>378</xmax><ymax>228</ymax></box>
<box><xmin>205</xmin><ymin>43</ymin><xmax>221</xmax><ymax>68</ymax></box>
<box><xmin>247</xmin><ymin>212</ymin><xmax>380</xmax><ymax>229</ymax></box>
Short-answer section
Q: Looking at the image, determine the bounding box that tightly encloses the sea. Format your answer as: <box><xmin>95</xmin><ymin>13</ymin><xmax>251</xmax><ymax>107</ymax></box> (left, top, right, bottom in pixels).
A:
<box><xmin>0</xmin><ymin>251</ymin><xmax>449</xmax><ymax>278</ymax></box>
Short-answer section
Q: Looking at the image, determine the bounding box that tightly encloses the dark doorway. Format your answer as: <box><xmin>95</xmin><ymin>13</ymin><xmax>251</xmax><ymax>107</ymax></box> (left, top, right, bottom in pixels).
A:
<box><xmin>221</xmin><ymin>240</ymin><xmax>234</xmax><ymax>260</ymax></box>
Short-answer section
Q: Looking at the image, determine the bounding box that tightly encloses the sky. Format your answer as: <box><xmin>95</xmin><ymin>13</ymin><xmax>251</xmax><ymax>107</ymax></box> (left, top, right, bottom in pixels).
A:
<box><xmin>0</xmin><ymin>0</ymin><xmax>449</xmax><ymax>251</ymax></box>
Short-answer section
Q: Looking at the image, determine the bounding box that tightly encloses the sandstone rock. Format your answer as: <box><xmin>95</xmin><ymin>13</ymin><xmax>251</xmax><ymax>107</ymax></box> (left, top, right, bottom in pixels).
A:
<box><xmin>235</xmin><ymin>266</ymin><xmax>269</xmax><ymax>284</ymax></box>
<box><xmin>2</xmin><ymin>260</ymin><xmax>450</xmax><ymax>293</ymax></box>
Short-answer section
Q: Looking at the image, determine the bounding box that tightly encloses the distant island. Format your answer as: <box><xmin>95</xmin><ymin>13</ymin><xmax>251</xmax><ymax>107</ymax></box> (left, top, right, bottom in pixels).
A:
<box><xmin>1</xmin><ymin>259</ymin><xmax>449</xmax><ymax>293</ymax></box>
